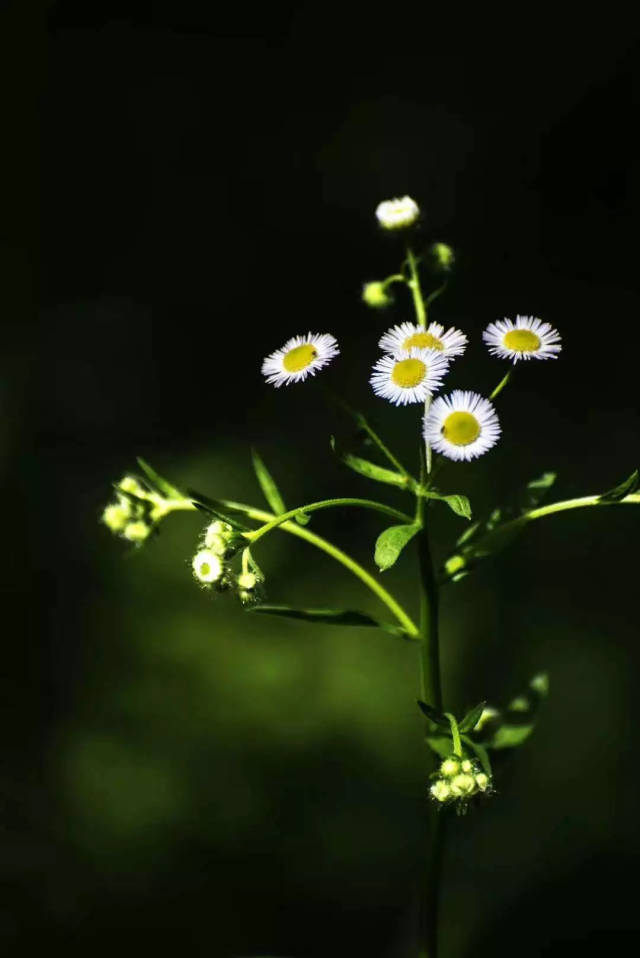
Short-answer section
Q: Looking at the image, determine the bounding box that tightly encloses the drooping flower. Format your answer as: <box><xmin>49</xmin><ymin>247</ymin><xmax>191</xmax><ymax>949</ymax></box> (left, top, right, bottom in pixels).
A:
<box><xmin>424</xmin><ymin>390</ymin><xmax>501</xmax><ymax>461</ymax></box>
<box><xmin>483</xmin><ymin>315</ymin><xmax>562</xmax><ymax>363</ymax></box>
<box><xmin>379</xmin><ymin>321</ymin><xmax>467</xmax><ymax>360</ymax></box>
<box><xmin>375</xmin><ymin>195</ymin><xmax>420</xmax><ymax>230</ymax></box>
<box><xmin>261</xmin><ymin>332</ymin><xmax>339</xmax><ymax>387</ymax></box>
<box><xmin>370</xmin><ymin>348</ymin><xmax>449</xmax><ymax>406</ymax></box>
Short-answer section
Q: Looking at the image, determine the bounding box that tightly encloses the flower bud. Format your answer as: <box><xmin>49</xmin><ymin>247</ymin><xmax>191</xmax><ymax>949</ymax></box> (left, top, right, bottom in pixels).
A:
<box><xmin>475</xmin><ymin>772</ymin><xmax>490</xmax><ymax>792</ymax></box>
<box><xmin>440</xmin><ymin>757</ymin><xmax>460</xmax><ymax>778</ymax></box>
<box><xmin>122</xmin><ymin>520</ymin><xmax>152</xmax><ymax>543</ymax></box>
<box><xmin>450</xmin><ymin>773</ymin><xmax>476</xmax><ymax>797</ymax></box>
<box><xmin>362</xmin><ymin>281</ymin><xmax>393</xmax><ymax>309</ymax></box>
<box><xmin>102</xmin><ymin>500</ymin><xmax>132</xmax><ymax>533</ymax></box>
<box><xmin>375</xmin><ymin>196</ymin><xmax>420</xmax><ymax>231</ymax></box>
<box><xmin>429</xmin><ymin>242</ymin><xmax>455</xmax><ymax>272</ymax></box>
<box><xmin>237</xmin><ymin>572</ymin><xmax>258</xmax><ymax>591</ymax></box>
<box><xmin>118</xmin><ymin>476</ymin><xmax>147</xmax><ymax>498</ymax></box>
<box><xmin>430</xmin><ymin>780</ymin><xmax>451</xmax><ymax>803</ymax></box>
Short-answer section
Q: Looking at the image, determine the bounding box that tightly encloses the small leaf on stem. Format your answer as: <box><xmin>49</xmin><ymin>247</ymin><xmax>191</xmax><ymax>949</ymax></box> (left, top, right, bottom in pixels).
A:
<box><xmin>375</xmin><ymin>523</ymin><xmax>420</xmax><ymax>571</ymax></box>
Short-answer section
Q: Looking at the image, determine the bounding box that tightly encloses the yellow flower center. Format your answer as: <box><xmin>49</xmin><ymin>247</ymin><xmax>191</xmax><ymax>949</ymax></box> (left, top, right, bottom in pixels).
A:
<box><xmin>391</xmin><ymin>358</ymin><xmax>426</xmax><ymax>388</ymax></box>
<box><xmin>283</xmin><ymin>343</ymin><xmax>317</xmax><ymax>372</ymax></box>
<box><xmin>403</xmin><ymin>331</ymin><xmax>444</xmax><ymax>351</ymax></box>
<box><xmin>503</xmin><ymin>329</ymin><xmax>540</xmax><ymax>352</ymax></box>
<box><xmin>200</xmin><ymin>561</ymin><xmax>211</xmax><ymax>577</ymax></box>
<box><xmin>442</xmin><ymin>411</ymin><xmax>480</xmax><ymax>446</ymax></box>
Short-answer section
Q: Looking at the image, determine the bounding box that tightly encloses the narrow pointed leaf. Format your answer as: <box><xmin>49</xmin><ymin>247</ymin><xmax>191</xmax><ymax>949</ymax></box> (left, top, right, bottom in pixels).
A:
<box><xmin>251</xmin><ymin>450</ymin><xmax>287</xmax><ymax>514</ymax></box>
<box><xmin>330</xmin><ymin>437</ymin><xmax>409</xmax><ymax>489</ymax></box>
<box><xmin>136</xmin><ymin>457</ymin><xmax>184</xmax><ymax>499</ymax></box>
<box><xmin>186</xmin><ymin>490</ymin><xmax>252</xmax><ymax>531</ymax></box>
<box><xmin>417</xmin><ymin>700</ymin><xmax>449</xmax><ymax>727</ymax></box>
<box><xmin>458</xmin><ymin>701</ymin><xmax>487</xmax><ymax>734</ymax></box>
<box><xmin>374</xmin><ymin>522</ymin><xmax>420</xmax><ymax>571</ymax></box>
<box><xmin>250</xmin><ymin>604</ymin><xmax>405</xmax><ymax>636</ymax></box>
<box><xmin>599</xmin><ymin>469</ymin><xmax>639</xmax><ymax>503</ymax></box>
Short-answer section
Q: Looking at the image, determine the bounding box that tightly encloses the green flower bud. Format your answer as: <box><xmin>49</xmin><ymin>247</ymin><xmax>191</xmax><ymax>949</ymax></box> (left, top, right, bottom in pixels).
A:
<box><xmin>440</xmin><ymin>757</ymin><xmax>460</xmax><ymax>778</ymax></box>
<box><xmin>430</xmin><ymin>779</ymin><xmax>451</xmax><ymax>803</ymax></box>
<box><xmin>450</xmin><ymin>773</ymin><xmax>476</xmax><ymax>797</ymax></box>
<box><xmin>122</xmin><ymin>520</ymin><xmax>152</xmax><ymax>543</ymax></box>
<box><xmin>102</xmin><ymin>501</ymin><xmax>131</xmax><ymax>533</ymax></box>
<box><xmin>237</xmin><ymin>572</ymin><xmax>258</xmax><ymax>591</ymax></box>
<box><xmin>475</xmin><ymin>772</ymin><xmax>490</xmax><ymax>792</ymax></box>
<box><xmin>362</xmin><ymin>281</ymin><xmax>393</xmax><ymax>309</ymax></box>
<box><xmin>118</xmin><ymin>476</ymin><xmax>147</xmax><ymax>498</ymax></box>
<box><xmin>429</xmin><ymin>242</ymin><xmax>455</xmax><ymax>272</ymax></box>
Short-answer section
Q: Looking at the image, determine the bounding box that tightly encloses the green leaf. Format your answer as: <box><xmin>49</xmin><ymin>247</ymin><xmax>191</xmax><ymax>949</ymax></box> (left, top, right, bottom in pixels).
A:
<box><xmin>250</xmin><ymin>605</ymin><xmax>406</xmax><ymax>636</ymax></box>
<box><xmin>374</xmin><ymin>522</ymin><xmax>420</xmax><ymax>571</ymax></box>
<box><xmin>422</xmin><ymin>489</ymin><xmax>472</xmax><ymax>519</ymax></box>
<box><xmin>442</xmin><ymin>472</ymin><xmax>556</xmax><ymax>582</ymax></box>
<box><xmin>484</xmin><ymin>672</ymin><xmax>549</xmax><ymax>751</ymax></box>
<box><xmin>187</xmin><ymin>491</ymin><xmax>252</xmax><ymax>531</ymax></box>
<box><xmin>490</xmin><ymin>725</ymin><xmax>535</xmax><ymax>749</ymax></box>
<box><xmin>458</xmin><ymin>701</ymin><xmax>487</xmax><ymax>734</ymax></box>
<box><xmin>599</xmin><ymin>469</ymin><xmax>639</xmax><ymax>503</ymax></box>
<box><xmin>425</xmin><ymin>734</ymin><xmax>453</xmax><ymax>759</ymax></box>
<box><xmin>417</xmin><ymin>700</ymin><xmax>449</xmax><ymax>727</ymax></box>
<box><xmin>136</xmin><ymin>458</ymin><xmax>184</xmax><ymax>499</ymax></box>
<box><xmin>330</xmin><ymin>437</ymin><xmax>409</xmax><ymax>489</ymax></box>
<box><xmin>251</xmin><ymin>449</ymin><xmax>287</xmax><ymax>514</ymax></box>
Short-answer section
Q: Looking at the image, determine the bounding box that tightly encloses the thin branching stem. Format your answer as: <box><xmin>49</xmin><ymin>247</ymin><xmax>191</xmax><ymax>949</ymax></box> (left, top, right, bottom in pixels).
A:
<box><xmin>245</xmin><ymin>497</ymin><xmax>412</xmax><ymax>544</ymax></box>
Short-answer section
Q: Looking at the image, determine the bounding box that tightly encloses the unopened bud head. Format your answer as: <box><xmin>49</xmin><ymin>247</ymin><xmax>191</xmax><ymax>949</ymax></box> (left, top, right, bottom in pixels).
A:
<box><xmin>362</xmin><ymin>281</ymin><xmax>393</xmax><ymax>309</ymax></box>
<box><xmin>430</xmin><ymin>242</ymin><xmax>455</xmax><ymax>272</ymax></box>
<box><xmin>440</xmin><ymin>757</ymin><xmax>460</xmax><ymax>778</ymax></box>
<box><xmin>123</xmin><ymin>520</ymin><xmax>152</xmax><ymax>543</ymax></box>
<box><xmin>118</xmin><ymin>476</ymin><xmax>147</xmax><ymax>497</ymax></box>
<box><xmin>192</xmin><ymin>550</ymin><xmax>223</xmax><ymax>585</ymax></box>
<box><xmin>475</xmin><ymin>772</ymin><xmax>490</xmax><ymax>792</ymax></box>
<box><xmin>461</xmin><ymin>759</ymin><xmax>474</xmax><ymax>774</ymax></box>
<box><xmin>237</xmin><ymin>572</ymin><xmax>258</xmax><ymax>591</ymax></box>
<box><xmin>375</xmin><ymin>196</ymin><xmax>420</xmax><ymax>231</ymax></box>
<box><xmin>430</xmin><ymin>780</ymin><xmax>451</xmax><ymax>803</ymax></box>
<box><xmin>450</xmin><ymin>773</ymin><xmax>476</xmax><ymax>797</ymax></box>
<box><xmin>102</xmin><ymin>501</ymin><xmax>131</xmax><ymax>532</ymax></box>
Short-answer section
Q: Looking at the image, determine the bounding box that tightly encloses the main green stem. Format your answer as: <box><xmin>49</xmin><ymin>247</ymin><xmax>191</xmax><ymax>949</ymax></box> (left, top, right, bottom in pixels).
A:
<box><xmin>407</xmin><ymin>245</ymin><xmax>444</xmax><ymax>958</ymax></box>
<box><xmin>416</xmin><ymin>461</ymin><xmax>444</xmax><ymax>958</ymax></box>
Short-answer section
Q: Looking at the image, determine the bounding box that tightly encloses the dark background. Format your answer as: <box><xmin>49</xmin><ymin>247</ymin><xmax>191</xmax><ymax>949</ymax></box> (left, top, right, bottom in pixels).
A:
<box><xmin>2</xmin><ymin>2</ymin><xmax>640</xmax><ymax>955</ymax></box>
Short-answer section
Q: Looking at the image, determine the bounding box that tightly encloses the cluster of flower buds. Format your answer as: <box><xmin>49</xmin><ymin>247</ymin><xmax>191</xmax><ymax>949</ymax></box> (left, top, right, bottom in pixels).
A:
<box><xmin>101</xmin><ymin>476</ymin><xmax>155</xmax><ymax>545</ymax></box>
<box><xmin>429</xmin><ymin>753</ymin><xmax>492</xmax><ymax>808</ymax></box>
<box><xmin>191</xmin><ymin>522</ymin><xmax>264</xmax><ymax>606</ymax></box>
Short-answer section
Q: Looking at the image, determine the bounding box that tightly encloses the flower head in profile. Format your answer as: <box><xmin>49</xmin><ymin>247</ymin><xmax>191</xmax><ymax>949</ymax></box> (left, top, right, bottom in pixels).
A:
<box><xmin>424</xmin><ymin>390</ymin><xmax>501</xmax><ymax>461</ymax></box>
<box><xmin>375</xmin><ymin>195</ymin><xmax>420</xmax><ymax>230</ymax></box>
<box><xmin>379</xmin><ymin>321</ymin><xmax>467</xmax><ymax>361</ymax></box>
<box><xmin>483</xmin><ymin>315</ymin><xmax>561</xmax><ymax>363</ymax></box>
<box><xmin>370</xmin><ymin>348</ymin><xmax>449</xmax><ymax>406</ymax></box>
<box><xmin>261</xmin><ymin>332</ymin><xmax>339</xmax><ymax>387</ymax></box>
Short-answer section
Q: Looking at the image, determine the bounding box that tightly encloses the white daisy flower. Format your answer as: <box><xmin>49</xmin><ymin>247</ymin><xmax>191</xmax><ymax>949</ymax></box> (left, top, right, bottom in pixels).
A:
<box><xmin>424</xmin><ymin>390</ymin><xmax>501</xmax><ymax>462</ymax></box>
<box><xmin>375</xmin><ymin>195</ymin><xmax>420</xmax><ymax>230</ymax></box>
<box><xmin>261</xmin><ymin>332</ymin><xmax>339</xmax><ymax>387</ymax></box>
<box><xmin>379</xmin><ymin>321</ymin><xmax>467</xmax><ymax>360</ymax></box>
<box><xmin>483</xmin><ymin>315</ymin><xmax>562</xmax><ymax>363</ymax></box>
<box><xmin>192</xmin><ymin>550</ymin><xmax>224</xmax><ymax>585</ymax></box>
<box><xmin>370</xmin><ymin>348</ymin><xmax>449</xmax><ymax>406</ymax></box>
